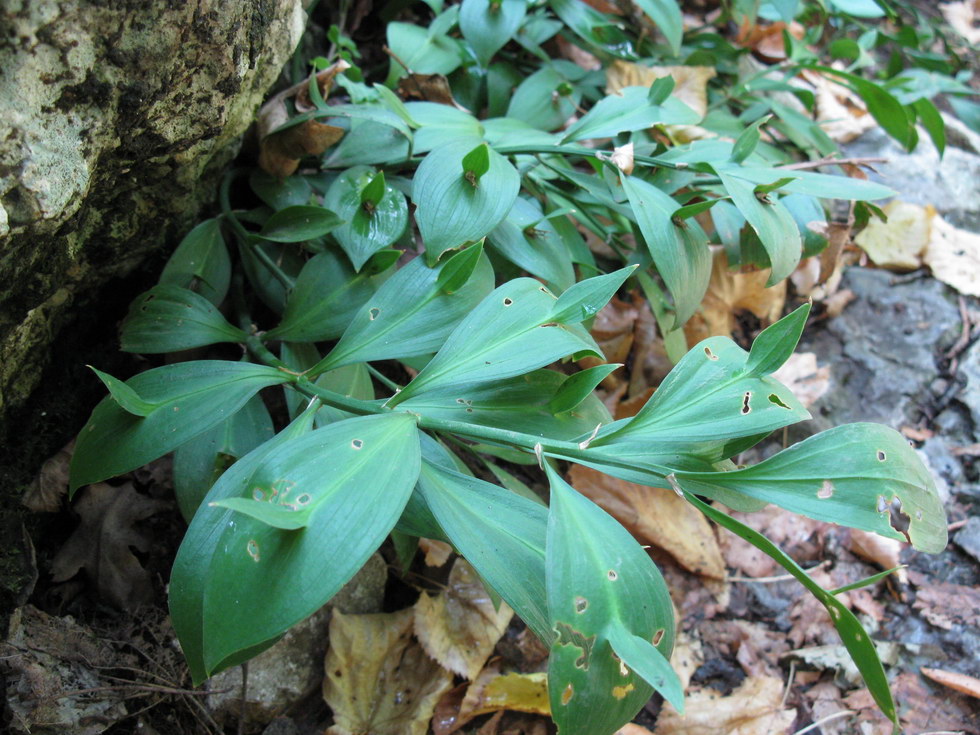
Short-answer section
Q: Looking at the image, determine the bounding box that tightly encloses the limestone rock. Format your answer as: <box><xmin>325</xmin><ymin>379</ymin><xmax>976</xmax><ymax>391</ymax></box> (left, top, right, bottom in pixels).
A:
<box><xmin>0</xmin><ymin>0</ymin><xmax>305</xmax><ymax>424</ymax></box>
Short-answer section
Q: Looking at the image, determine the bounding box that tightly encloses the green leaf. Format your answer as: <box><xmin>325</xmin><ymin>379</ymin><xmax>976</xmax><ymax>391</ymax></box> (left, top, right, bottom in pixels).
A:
<box><xmin>265</xmin><ymin>251</ymin><xmax>379</xmax><ymax>342</ymax></box>
<box><xmin>404</xmin><ymin>102</ymin><xmax>483</xmax><ymax>155</ymax></box>
<box><xmin>676</xmin><ymin>488</ymin><xmax>898</xmax><ymax>728</ymax></box>
<box><xmin>550</xmin><ymin>266</ymin><xmax>636</xmax><ymax>323</ymax></box>
<box><xmin>717</xmin><ymin>171</ymin><xmax>801</xmax><ymax>284</ymax></box>
<box><xmin>462</xmin><ymin>141</ymin><xmax>491</xmax><ymax>182</ymax></box>
<box><xmin>633</xmin><ymin>0</ymin><xmax>683</xmax><ymax>55</ymax></box>
<box><xmin>812</xmin><ymin>66</ymin><xmax>914</xmax><ymax>149</ymax></box>
<box><xmin>389</xmin><ymin>278</ymin><xmax>602</xmax><ymax>406</ymax></box>
<box><xmin>121</xmin><ymin>284</ymin><xmax>247</xmax><ymax>354</ymax></box>
<box><xmin>912</xmin><ymin>97</ymin><xmax>945</xmax><ymax>157</ymax></box>
<box><xmin>416</xmin><ymin>447</ymin><xmax>552</xmax><ymax>643</ymax></box>
<box><xmin>311</xmin><ymin>248</ymin><xmax>494</xmax><ymax>373</ymax></box>
<box><xmin>70</xmin><ymin>361</ymin><xmax>290</xmax><ymax>493</ymax></box>
<box><xmin>459</xmin><ymin>0</ymin><xmax>527</xmax><ymax>66</ymax></box>
<box><xmin>324</xmin><ymin>167</ymin><xmax>409</xmax><ymax>270</ymax></box>
<box><xmin>744</xmin><ymin>303</ymin><xmax>810</xmax><ymax>376</ymax></box>
<box><xmin>437</xmin><ymin>241</ymin><xmax>486</xmax><ymax>294</ymax></box>
<box><xmin>546</xmin><ymin>465</ymin><xmax>677</xmax><ymax>735</ymax></box>
<box><xmin>561</xmin><ymin>86</ymin><xmax>700</xmax><ymax>143</ymax></box>
<box><xmin>386</xmin><ymin>20</ymin><xmax>463</xmax><ymax>83</ymax></box>
<box><xmin>171</xmin><ymin>412</ymin><xmax>420</xmax><ymax>681</ymax></box>
<box><xmin>249</xmin><ymin>171</ymin><xmax>313</xmax><ymax>210</ymax></box>
<box><xmin>88</xmin><ymin>367</ymin><xmax>157</xmax><ymax>417</ymax></box>
<box><xmin>487</xmin><ymin>197</ymin><xmax>576</xmax><ymax>292</ymax></box>
<box><xmin>400</xmin><ymin>369</ymin><xmax>612</xmax><ymax>441</ymax></box>
<box><xmin>730</xmin><ymin>114</ymin><xmax>771</xmax><ymax>163</ymax></box>
<box><xmin>606</xmin><ymin>626</ymin><xmax>684</xmax><ymax>711</ymax></box>
<box><xmin>549</xmin><ymin>0</ymin><xmax>634</xmax><ymax>58</ymax></box>
<box><xmin>674</xmin><ymin>423</ymin><xmax>949</xmax><ymax>554</ymax></box>
<box><xmin>548</xmin><ymin>364</ymin><xmax>621</xmax><ymax>415</ymax></box>
<box><xmin>413</xmin><ymin>139</ymin><xmax>520</xmax><ymax>264</ymax></box>
<box><xmin>723</xmin><ymin>166</ymin><xmax>894</xmax><ymax>201</ymax></box>
<box><xmin>647</xmin><ymin>75</ymin><xmax>675</xmax><ymax>105</ymax></box>
<box><xmin>622</xmin><ymin>175</ymin><xmax>710</xmax><ymax>328</ymax></box>
<box><xmin>172</xmin><ymin>394</ymin><xmax>274</xmax><ymax>521</ymax></box>
<box><xmin>159</xmin><ymin>219</ymin><xmax>231</xmax><ymax>305</ymax></box>
<box><xmin>257</xmin><ymin>205</ymin><xmax>343</xmax><ymax>243</ymax></box>
<box><xmin>507</xmin><ymin>66</ymin><xmax>582</xmax><ymax>132</ymax></box>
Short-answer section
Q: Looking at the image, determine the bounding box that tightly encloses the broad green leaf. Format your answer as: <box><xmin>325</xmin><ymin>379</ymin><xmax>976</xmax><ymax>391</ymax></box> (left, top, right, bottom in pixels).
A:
<box><xmin>550</xmin><ymin>266</ymin><xmax>636</xmax><ymax>323</ymax></box>
<box><xmin>546</xmin><ymin>465</ymin><xmax>677</xmax><ymax>735</ymax></box>
<box><xmin>416</xmin><ymin>451</ymin><xmax>551</xmax><ymax>643</ymax></box>
<box><xmin>265</xmin><ymin>251</ymin><xmax>379</xmax><ymax>342</ymax></box>
<box><xmin>386</xmin><ymin>20</ymin><xmax>463</xmax><ymax>83</ymax></box>
<box><xmin>913</xmin><ymin>97</ymin><xmax>945</xmax><ymax>157</ymax></box>
<box><xmin>561</xmin><ymin>87</ymin><xmax>700</xmax><ymax>142</ymax></box>
<box><xmin>239</xmin><ymin>240</ymin><xmax>305</xmax><ymax>315</ymax></box>
<box><xmin>325</xmin><ymin>118</ymin><xmax>411</xmax><ymax>167</ymax></box>
<box><xmin>718</xmin><ymin>171</ymin><xmax>801</xmax><ymax>284</ymax></box>
<box><xmin>171</xmin><ymin>404</ymin><xmax>320</xmax><ymax>683</ymax></box>
<box><xmin>121</xmin><ymin>285</ymin><xmax>246</xmax><ymax>354</ymax></box>
<box><xmin>159</xmin><ymin>219</ymin><xmax>231</xmax><ymax>305</ymax></box>
<box><xmin>70</xmin><ymin>361</ymin><xmax>290</xmax><ymax>492</ymax></box>
<box><xmin>311</xmin><ymin>363</ymin><xmax>376</xmax><ymax>428</ymax></box>
<box><xmin>413</xmin><ymin>139</ymin><xmax>520</xmax><ymax>263</ymax></box>
<box><xmin>172</xmin><ymin>394</ymin><xmax>274</xmax><ymax>521</ymax></box>
<box><xmin>488</xmin><ymin>197</ymin><xmax>575</xmax><ymax>292</ymax></box>
<box><xmin>389</xmin><ymin>278</ymin><xmax>602</xmax><ymax>406</ymax></box>
<box><xmin>482</xmin><ymin>459</ymin><xmax>546</xmax><ymax>505</ymax></box>
<box><xmin>437</xmin><ymin>239</ymin><xmax>487</xmax><ymax>293</ymax></box>
<box><xmin>400</xmin><ymin>369</ymin><xmax>612</xmax><ymax>441</ymax></box>
<box><xmin>257</xmin><ymin>205</ymin><xmax>342</xmax><ymax>243</ymax></box>
<box><xmin>172</xmin><ymin>412</ymin><xmax>419</xmax><ymax>680</ymax></box>
<box><xmin>622</xmin><ymin>176</ymin><xmax>710</xmax><ymax>328</ymax></box>
<box><xmin>311</xmin><ymin>247</ymin><xmax>494</xmax><ymax>373</ymax></box>
<box><xmin>549</xmin><ymin>0</ymin><xmax>634</xmax><ymax>58</ymax></box>
<box><xmin>827</xmin><ymin>0</ymin><xmax>885</xmax><ymax>18</ymax></box>
<box><xmin>249</xmin><ymin>171</ymin><xmax>313</xmax><ymax>210</ymax></box>
<box><xmin>677</xmin><ymin>488</ymin><xmax>898</xmax><ymax>728</ymax></box>
<box><xmin>647</xmin><ymin>75</ymin><xmax>674</xmax><ymax>105</ymax></box>
<box><xmin>548</xmin><ymin>364</ymin><xmax>621</xmax><ymax>415</ymax></box>
<box><xmin>674</xmin><ymin>423</ymin><xmax>948</xmax><ymax>554</ymax></box>
<box><xmin>723</xmin><ymin>166</ymin><xmax>894</xmax><ymax>201</ymax></box>
<box><xmin>324</xmin><ymin>166</ymin><xmax>409</xmax><ymax>270</ymax></box>
<box><xmin>744</xmin><ymin>303</ymin><xmax>810</xmax><ymax>376</ymax></box>
<box><xmin>88</xmin><ymin>367</ymin><xmax>156</xmax><ymax>416</ymax></box>
<box><xmin>460</xmin><ymin>0</ymin><xmax>527</xmax><ymax>66</ymax></box>
<box><xmin>813</xmin><ymin>66</ymin><xmax>914</xmax><ymax>149</ymax></box>
<box><xmin>462</xmin><ymin>141</ymin><xmax>491</xmax><ymax>181</ymax></box>
<box><xmin>633</xmin><ymin>0</ymin><xmax>683</xmax><ymax>55</ymax></box>
<box><xmin>606</xmin><ymin>626</ymin><xmax>684</xmax><ymax>711</ymax></box>
<box><xmin>404</xmin><ymin>102</ymin><xmax>483</xmax><ymax>154</ymax></box>
<box><xmin>730</xmin><ymin>114</ymin><xmax>770</xmax><ymax>163</ymax></box>
<box><xmin>507</xmin><ymin>66</ymin><xmax>581</xmax><ymax>132</ymax></box>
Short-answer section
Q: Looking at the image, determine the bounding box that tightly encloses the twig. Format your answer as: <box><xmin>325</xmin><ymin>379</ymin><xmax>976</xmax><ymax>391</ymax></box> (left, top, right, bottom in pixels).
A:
<box><xmin>781</xmin><ymin>660</ymin><xmax>796</xmax><ymax>707</ymax></box>
<box><xmin>727</xmin><ymin>560</ymin><xmax>830</xmax><ymax>584</ymax></box>
<box><xmin>38</xmin><ymin>683</ymin><xmax>230</xmax><ymax>702</ymax></box>
<box><xmin>792</xmin><ymin>710</ymin><xmax>856</xmax><ymax>735</ymax></box>
<box><xmin>779</xmin><ymin>156</ymin><xmax>887</xmax><ymax>170</ymax></box>
<box><xmin>238</xmin><ymin>662</ymin><xmax>249</xmax><ymax>735</ymax></box>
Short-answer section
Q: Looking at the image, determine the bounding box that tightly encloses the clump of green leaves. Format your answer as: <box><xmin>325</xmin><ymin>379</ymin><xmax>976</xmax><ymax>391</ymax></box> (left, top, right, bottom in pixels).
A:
<box><xmin>69</xmin><ymin>1</ymin><xmax>959</xmax><ymax>732</ymax></box>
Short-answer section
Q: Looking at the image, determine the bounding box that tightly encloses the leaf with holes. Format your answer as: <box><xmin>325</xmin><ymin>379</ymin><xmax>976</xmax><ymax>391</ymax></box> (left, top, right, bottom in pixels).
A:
<box><xmin>311</xmin><ymin>246</ymin><xmax>494</xmax><ymax>375</ymax></box>
<box><xmin>324</xmin><ymin>167</ymin><xmax>409</xmax><ymax>271</ymax></box>
<box><xmin>264</xmin><ymin>251</ymin><xmax>382</xmax><ymax>342</ymax></box>
<box><xmin>388</xmin><ymin>278</ymin><xmax>602</xmax><ymax>406</ymax></box>
<box><xmin>413</xmin><ymin>139</ymin><xmax>521</xmax><ymax>264</ymax></box>
<box><xmin>459</xmin><ymin>0</ymin><xmax>527</xmax><ymax>67</ymax></box>
<box><xmin>622</xmin><ymin>175</ymin><xmax>710</xmax><ymax>328</ymax></box>
<box><xmin>545</xmin><ymin>465</ymin><xmax>680</xmax><ymax>735</ymax></box>
<box><xmin>159</xmin><ymin>218</ymin><xmax>231</xmax><ymax>305</ymax></box>
<box><xmin>172</xmin><ymin>412</ymin><xmax>420</xmax><ymax>679</ymax></box>
<box><xmin>121</xmin><ymin>285</ymin><xmax>247</xmax><ymax>353</ymax></box>
<box><xmin>70</xmin><ymin>361</ymin><xmax>290</xmax><ymax>494</ymax></box>
<box><xmin>674</xmin><ymin>423</ymin><xmax>948</xmax><ymax>554</ymax></box>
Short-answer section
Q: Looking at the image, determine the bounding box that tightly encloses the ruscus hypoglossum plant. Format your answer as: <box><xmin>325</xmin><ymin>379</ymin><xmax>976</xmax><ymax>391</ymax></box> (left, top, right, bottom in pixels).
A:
<box><xmin>69</xmin><ymin>1</ymin><xmax>957</xmax><ymax>732</ymax></box>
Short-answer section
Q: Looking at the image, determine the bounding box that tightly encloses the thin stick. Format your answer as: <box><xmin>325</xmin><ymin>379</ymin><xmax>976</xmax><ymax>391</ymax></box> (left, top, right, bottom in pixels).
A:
<box><xmin>779</xmin><ymin>156</ymin><xmax>887</xmax><ymax>170</ymax></box>
<box><xmin>39</xmin><ymin>684</ymin><xmax>229</xmax><ymax>701</ymax></box>
<box><xmin>792</xmin><ymin>710</ymin><xmax>856</xmax><ymax>735</ymax></box>
<box><xmin>727</xmin><ymin>560</ymin><xmax>830</xmax><ymax>584</ymax></box>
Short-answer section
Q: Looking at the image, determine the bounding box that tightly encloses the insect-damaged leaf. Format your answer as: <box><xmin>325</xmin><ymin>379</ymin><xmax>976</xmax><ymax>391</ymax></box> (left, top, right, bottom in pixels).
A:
<box><xmin>121</xmin><ymin>284</ymin><xmax>247</xmax><ymax>354</ymax></box>
<box><xmin>170</xmin><ymin>412</ymin><xmax>420</xmax><ymax>681</ymax></box>
<box><xmin>70</xmin><ymin>361</ymin><xmax>290</xmax><ymax>493</ymax></box>
<box><xmin>674</xmin><ymin>423</ymin><xmax>948</xmax><ymax>554</ymax></box>
<box><xmin>545</xmin><ymin>465</ymin><xmax>680</xmax><ymax>735</ymax></box>
<box><xmin>413</xmin><ymin>138</ymin><xmax>520</xmax><ymax>264</ymax></box>
<box><xmin>389</xmin><ymin>278</ymin><xmax>602</xmax><ymax>406</ymax></box>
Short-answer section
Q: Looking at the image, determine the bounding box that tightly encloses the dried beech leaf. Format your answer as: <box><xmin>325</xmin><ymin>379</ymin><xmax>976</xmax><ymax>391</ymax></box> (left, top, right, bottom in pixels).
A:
<box><xmin>420</xmin><ymin>538</ymin><xmax>454</xmax><ymax>567</ymax></box>
<box><xmin>258</xmin><ymin>120</ymin><xmax>345</xmax><ymax>179</ymax></box>
<box><xmin>854</xmin><ymin>201</ymin><xmax>932</xmax><ymax>271</ymax></box>
<box><xmin>415</xmin><ymin>559</ymin><xmax>513</xmax><ymax>680</ymax></box>
<box><xmin>397</xmin><ymin>73</ymin><xmax>467</xmax><ymax>108</ymax></box>
<box><xmin>568</xmin><ymin>465</ymin><xmax>727</xmax><ymax>579</ymax></box>
<box><xmin>908</xmin><ymin>571</ymin><xmax>980</xmax><ymax>630</ymax></box>
<box><xmin>655</xmin><ymin>675</ymin><xmax>796</xmax><ymax>735</ymax></box>
<box><xmin>920</xmin><ymin>667</ymin><xmax>980</xmax><ymax>700</ymax></box>
<box><xmin>846</xmin><ymin>671</ymin><xmax>979</xmax><ymax>733</ymax></box>
<box><xmin>23</xmin><ymin>440</ymin><xmax>73</xmax><ymax>513</ymax></box>
<box><xmin>323</xmin><ymin>608</ymin><xmax>454</xmax><ymax>735</ymax></box>
<box><xmin>847</xmin><ymin>529</ymin><xmax>904</xmax><ymax>580</ymax></box>
<box><xmin>770</xmin><ymin>353</ymin><xmax>830</xmax><ymax>409</ymax></box>
<box><xmin>684</xmin><ymin>249</ymin><xmax>786</xmax><ymax>345</ymax></box>
<box><xmin>923</xmin><ymin>214</ymin><xmax>980</xmax><ymax>297</ymax></box>
<box><xmin>49</xmin><ymin>482</ymin><xmax>167</xmax><ymax>609</ymax></box>
<box><xmin>459</xmin><ymin>664</ymin><xmax>551</xmax><ymax>720</ymax></box>
<box><xmin>295</xmin><ymin>61</ymin><xmax>353</xmax><ymax>112</ymax></box>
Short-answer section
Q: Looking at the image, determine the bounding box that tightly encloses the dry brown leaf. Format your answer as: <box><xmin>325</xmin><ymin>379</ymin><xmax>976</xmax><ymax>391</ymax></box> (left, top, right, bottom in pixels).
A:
<box><xmin>770</xmin><ymin>353</ymin><xmax>830</xmax><ymax>409</ymax></box>
<box><xmin>802</xmin><ymin>68</ymin><xmax>877</xmax><ymax>143</ymax></box>
<box><xmin>556</xmin><ymin>34</ymin><xmax>602</xmax><ymax>71</ymax></box>
<box><xmin>908</xmin><ymin>570</ymin><xmax>980</xmax><ymax>630</ymax></box>
<box><xmin>420</xmin><ymin>538</ymin><xmax>454</xmax><ymax>567</ymax></box>
<box><xmin>397</xmin><ymin>73</ymin><xmax>468</xmax><ymax>108</ymax></box>
<box><xmin>323</xmin><ymin>608</ymin><xmax>454</xmax><ymax>735</ymax></box>
<box><xmin>804</xmin><ymin>681</ymin><xmax>853</xmax><ymax>735</ymax></box>
<box><xmin>609</xmin><ymin>142</ymin><xmax>635</xmax><ymax>175</ymax></box>
<box><xmin>784</xmin><ymin>641</ymin><xmax>899</xmax><ymax>685</ymax></box>
<box><xmin>616</xmin><ymin>725</ymin><xmax>655</xmax><ymax>735</ymax></box>
<box><xmin>258</xmin><ymin>119</ymin><xmax>345</xmax><ymax>179</ymax></box>
<box><xmin>22</xmin><ymin>440</ymin><xmax>73</xmax><ymax>512</ymax></box>
<box><xmin>700</xmin><ymin>620</ymin><xmax>791</xmax><ymax>679</ymax></box>
<box><xmin>49</xmin><ymin>482</ymin><xmax>167</xmax><ymax>609</ymax></box>
<box><xmin>854</xmin><ymin>201</ymin><xmax>933</xmax><ymax>270</ymax></box>
<box><xmin>415</xmin><ymin>558</ymin><xmax>513</xmax><ymax>680</ymax></box>
<box><xmin>847</xmin><ymin>529</ymin><xmax>906</xmax><ymax>585</ymax></box>
<box><xmin>459</xmin><ymin>665</ymin><xmax>551</xmax><ymax>720</ymax></box>
<box><xmin>569</xmin><ymin>465</ymin><xmax>727</xmax><ymax>579</ymax></box>
<box><xmin>670</xmin><ymin>632</ymin><xmax>704</xmax><ymax>690</ymax></box>
<box><xmin>846</xmin><ymin>672</ymin><xmax>980</xmax><ymax>733</ymax></box>
<box><xmin>923</xmin><ymin>213</ymin><xmax>980</xmax><ymax>297</ymax></box>
<box><xmin>900</xmin><ymin>425</ymin><xmax>934</xmax><ymax>442</ymax></box>
<box><xmin>655</xmin><ymin>675</ymin><xmax>796</xmax><ymax>735</ymax></box>
<box><xmin>735</xmin><ymin>20</ymin><xmax>805</xmax><ymax>61</ymax></box>
<box><xmin>942</xmin><ymin>0</ymin><xmax>980</xmax><ymax>44</ymax></box>
<box><xmin>921</xmin><ymin>667</ymin><xmax>980</xmax><ymax>699</ymax></box>
<box><xmin>684</xmin><ymin>249</ymin><xmax>786</xmax><ymax>345</ymax></box>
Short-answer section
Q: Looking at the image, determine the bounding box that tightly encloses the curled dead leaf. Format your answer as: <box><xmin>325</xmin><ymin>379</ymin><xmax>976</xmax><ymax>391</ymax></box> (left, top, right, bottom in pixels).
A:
<box><xmin>323</xmin><ymin>608</ymin><xmax>454</xmax><ymax>735</ymax></box>
<box><xmin>397</xmin><ymin>73</ymin><xmax>468</xmax><ymax>109</ymax></box>
<box><xmin>655</xmin><ymin>675</ymin><xmax>796</xmax><ymax>734</ymax></box>
<box><xmin>920</xmin><ymin>667</ymin><xmax>980</xmax><ymax>700</ymax></box>
<box><xmin>420</xmin><ymin>538</ymin><xmax>453</xmax><ymax>567</ymax></box>
<box><xmin>414</xmin><ymin>558</ymin><xmax>514</xmax><ymax>680</ymax></box>
<box><xmin>923</xmin><ymin>214</ymin><xmax>980</xmax><ymax>297</ymax></box>
<box><xmin>854</xmin><ymin>200</ymin><xmax>933</xmax><ymax>270</ymax></box>
<box><xmin>22</xmin><ymin>440</ymin><xmax>73</xmax><ymax>513</ymax></box>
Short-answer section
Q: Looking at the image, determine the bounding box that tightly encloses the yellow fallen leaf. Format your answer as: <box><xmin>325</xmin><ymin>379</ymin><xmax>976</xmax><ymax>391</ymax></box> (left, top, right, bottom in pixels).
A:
<box><xmin>921</xmin><ymin>667</ymin><xmax>980</xmax><ymax>700</ymax></box>
<box><xmin>568</xmin><ymin>465</ymin><xmax>727</xmax><ymax>579</ymax></box>
<box><xmin>323</xmin><ymin>608</ymin><xmax>454</xmax><ymax>735</ymax></box>
<box><xmin>923</xmin><ymin>214</ymin><xmax>980</xmax><ymax>297</ymax></box>
<box><xmin>854</xmin><ymin>201</ymin><xmax>933</xmax><ymax>271</ymax></box>
<box><xmin>414</xmin><ymin>558</ymin><xmax>513</xmax><ymax>680</ymax></box>
<box><xmin>460</xmin><ymin>666</ymin><xmax>551</xmax><ymax>719</ymax></box>
<box><xmin>655</xmin><ymin>675</ymin><xmax>796</xmax><ymax>735</ymax></box>
<box><xmin>684</xmin><ymin>249</ymin><xmax>786</xmax><ymax>345</ymax></box>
